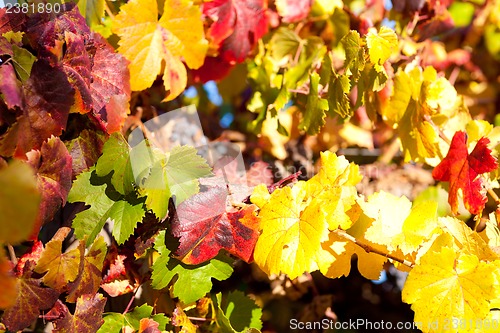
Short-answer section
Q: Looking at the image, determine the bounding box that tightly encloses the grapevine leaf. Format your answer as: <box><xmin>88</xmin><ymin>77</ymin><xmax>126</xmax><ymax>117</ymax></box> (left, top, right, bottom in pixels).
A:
<box><xmin>101</xmin><ymin>252</ymin><xmax>135</xmax><ymax>297</ymax></box>
<box><xmin>0</xmin><ymin>249</ymin><xmax>17</xmax><ymax>309</ymax></box>
<box><xmin>318</xmin><ymin>206</ymin><xmax>388</xmax><ymax>280</ymax></box>
<box><xmin>0</xmin><ymin>63</ymin><xmax>22</xmax><ymax>108</ymax></box>
<box><xmin>65</xmin><ymin>129</ymin><xmax>106</xmax><ymax>176</ymax></box>
<box><xmin>269</xmin><ymin>28</ymin><xmax>302</xmax><ymax>62</ymax></box>
<box><xmin>432</xmin><ymin>131</ymin><xmax>498</xmax><ymax>215</ymax></box>
<box><xmin>306</xmin><ymin>151</ymin><xmax>362</xmax><ymax>230</ymax></box>
<box><xmin>327</xmin><ymin>72</ymin><xmax>351</xmax><ymax>118</ymax></box>
<box><xmin>0</xmin><ymin>8</ymin><xmax>26</xmax><ymax>34</ymax></box>
<box><xmin>11</xmin><ymin>45</ymin><xmax>36</xmax><ymax>83</ymax></box>
<box><xmin>77</xmin><ymin>0</ymin><xmax>105</xmax><ymax>28</ymax></box>
<box><xmin>365</xmin><ymin>26</ymin><xmax>398</xmax><ymax>74</ymax></box>
<box><xmin>112</xmin><ymin>0</ymin><xmax>207</xmax><ymax>99</ymax></box>
<box><xmin>203</xmin><ymin>0</ymin><xmax>268</xmax><ymax>63</ymax></box>
<box><xmin>172</xmin><ymin>305</ymin><xmax>197</xmax><ymax>332</ymax></box>
<box><xmin>363</xmin><ymin>192</ymin><xmax>440</xmax><ymax>255</ymax></box>
<box><xmin>172</xmin><ymin>186</ymin><xmax>260</xmax><ymax>265</ymax></box>
<box><xmin>299</xmin><ymin>72</ymin><xmax>328</xmax><ymax>135</ymax></box>
<box><xmin>382</xmin><ymin>67</ymin><xmax>441</xmax><ymax>162</ymax></box>
<box><xmin>90</xmin><ymin>33</ymin><xmax>131</xmax><ymax>130</ymax></box>
<box><xmin>34</xmin><ymin>227</ymin><xmax>81</xmax><ymax>292</ymax></box>
<box><xmin>11</xmin><ymin>59</ymin><xmax>74</xmax><ymax>156</ymax></box>
<box><xmin>341</xmin><ymin>30</ymin><xmax>365</xmax><ymax>80</ymax></box>
<box><xmin>53</xmin><ymin>293</ymin><xmax>106</xmax><ymax>333</ymax></box>
<box><xmin>213</xmin><ymin>291</ymin><xmax>263</xmax><ymax>332</ymax></box>
<box><xmin>251</xmin><ymin>181</ymin><xmax>328</xmax><ymax>279</ymax></box>
<box><xmin>95</xmin><ymin>133</ymin><xmax>134</xmax><ymax>195</ymax></box>
<box><xmin>275</xmin><ymin>0</ymin><xmax>312</xmax><ymax>23</ymax></box>
<box><xmin>0</xmin><ymin>160</ymin><xmax>40</xmax><ymax>244</ymax></box>
<box><xmin>68</xmin><ymin>168</ymin><xmax>145</xmax><ymax>245</ymax></box>
<box><xmin>138</xmin><ymin>318</ymin><xmax>161</xmax><ymax>333</ymax></box>
<box><xmin>151</xmin><ymin>231</ymin><xmax>234</xmax><ymax>304</ymax></box>
<box><xmin>98</xmin><ymin>304</ymin><xmax>168</xmax><ymax>333</ymax></box>
<box><xmin>139</xmin><ymin>145</ymin><xmax>212</xmax><ymax>219</ymax></box>
<box><xmin>402</xmin><ymin>247</ymin><xmax>498</xmax><ymax>331</ymax></box>
<box><xmin>66</xmin><ymin>236</ymin><xmax>107</xmax><ymax>302</ymax></box>
<box><xmin>27</xmin><ymin>136</ymin><xmax>73</xmax><ymax>239</ymax></box>
<box><xmin>2</xmin><ymin>274</ymin><xmax>59</xmax><ymax>332</ymax></box>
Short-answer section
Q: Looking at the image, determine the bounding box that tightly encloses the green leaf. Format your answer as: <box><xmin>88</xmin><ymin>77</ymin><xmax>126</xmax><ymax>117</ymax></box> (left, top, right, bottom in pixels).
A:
<box><xmin>0</xmin><ymin>161</ymin><xmax>40</xmax><ymax>244</ymax></box>
<box><xmin>269</xmin><ymin>27</ymin><xmax>302</xmax><ymax>62</ymax></box>
<box><xmin>151</xmin><ymin>231</ymin><xmax>234</xmax><ymax>304</ymax></box>
<box><xmin>328</xmin><ymin>72</ymin><xmax>351</xmax><ymax>118</ymax></box>
<box><xmin>139</xmin><ymin>145</ymin><xmax>212</xmax><ymax>219</ymax></box>
<box><xmin>98</xmin><ymin>304</ymin><xmax>169</xmax><ymax>333</ymax></box>
<box><xmin>211</xmin><ymin>292</ymin><xmax>262</xmax><ymax>333</ymax></box>
<box><xmin>68</xmin><ymin>168</ymin><xmax>145</xmax><ymax>245</ymax></box>
<box><xmin>299</xmin><ymin>72</ymin><xmax>329</xmax><ymax>135</ymax></box>
<box><xmin>95</xmin><ymin>133</ymin><xmax>135</xmax><ymax>195</ymax></box>
<box><xmin>11</xmin><ymin>45</ymin><xmax>36</xmax><ymax>83</ymax></box>
<box><xmin>77</xmin><ymin>0</ymin><xmax>105</xmax><ymax>28</ymax></box>
<box><xmin>341</xmin><ymin>30</ymin><xmax>365</xmax><ymax>81</ymax></box>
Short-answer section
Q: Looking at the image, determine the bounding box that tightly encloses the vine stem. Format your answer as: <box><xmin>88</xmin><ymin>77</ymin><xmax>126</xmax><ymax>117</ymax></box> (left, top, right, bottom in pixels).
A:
<box><xmin>122</xmin><ymin>286</ymin><xmax>140</xmax><ymax>315</ymax></box>
<box><xmin>333</xmin><ymin>229</ymin><xmax>414</xmax><ymax>268</ymax></box>
<box><xmin>7</xmin><ymin>244</ymin><xmax>17</xmax><ymax>266</ymax></box>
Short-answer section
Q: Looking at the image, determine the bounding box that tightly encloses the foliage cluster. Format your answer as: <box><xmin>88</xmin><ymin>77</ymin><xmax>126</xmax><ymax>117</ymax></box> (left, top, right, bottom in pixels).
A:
<box><xmin>2</xmin><ymin>0</ymin><xmax>500</xmax><ymax>332</ymax></box>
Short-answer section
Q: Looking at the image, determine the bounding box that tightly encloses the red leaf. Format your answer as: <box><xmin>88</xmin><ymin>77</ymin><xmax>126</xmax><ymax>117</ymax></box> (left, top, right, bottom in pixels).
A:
<box><xmin>0</xmin><ymin>9</ymin><xmax>26</xmax><ymax>34</ymax></box>
<box><xmin>15</xmin><ymin>241</ymin><xmax>44</xmax><ymax>277</ymax></box>
<box><xmin>190</xmin><ymin>56</ymin><xmax>234</xmax><ymax>83</ymax></box>
<box><xmin>172</xmin><ymin>186</ymin><xmax>260</xmax><ymax>265</ymax></box>
<box><xmin>66</xmin><ymin>129</ymin><xmax>106</xmax><ymax>176</ymax></box>
<box><xmin>0</xmin><ymin>63</ymin><xmax>22</xmax><ymax>109</ymax></box>
<box><xmin>432</xmin><ymin>131</ymin><xmax>498</xmax><ymax>215</ymax></box>
<box><xmin>53</xmin><ymin>293</ymin><xmax>106</xmax><ymax>333</ymax></box>
<box><xmin>203</xmin><ymin>0</ymin><xmax>268</xmax><ymax>63</ymax></box>
<box><xmin>275</xmin><ymin>0</ymin><xmax>312</xmax><ymax>23</ymax></box>
<box><xmin>27</xmin><ymin>136</ymin><xmax>72</xmax><ymax>238</ymax></box>
<box><xmin>138</xmin><ymin>318</ymin><xmax>161</xmax><ymax>333</ymax></box>
<box><xmin>101</xmin><ymin>251</ymin><xmax>136</xmax><ymax>297</ymax></box>
<box><xmin>2</xmin><ymin>273</ymin><xmax>59</xmax><ymax>332</ymax></box>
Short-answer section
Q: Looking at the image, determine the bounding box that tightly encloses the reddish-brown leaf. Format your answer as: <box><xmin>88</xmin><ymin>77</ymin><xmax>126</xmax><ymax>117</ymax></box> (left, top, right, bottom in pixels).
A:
<box><xmin>66</xmin><ymin>129</ymin><xmax>106</xmax><ymax>176</ymax></box>
<box><xmin>203</xmin><ymin>0</ymin><xmax>268</xmax><ymax>63</ymax></box>
<box><xmin>15</xmin><ymin>241</ymin><xmax>44</xmax><ymax>277</ymax></box>
<box><xmin>53</xmin><ymin>293</ymin><xmax>106</xmax><ymax>333</ymax></box>
<box><xmin>0</xmin><ymin>9</ymin><xmax>26</xmax><ymax>34</ymax></box>
<box><xmin>138</xmin><ymin>318</ymin><xmax>161</xmax><ymax>333</ymax></box>
<box><xmin>66</xmin><ymin>237</ymin><xmax>107</xmax><ymax>303</ymax></box>
<box><xmin>172</xmin><ymin>186</ymin><xmax>260</xmax><ymax>265</ymax></box>
<box><xmin>2</xmin><ymin>273</ymin><xmax>59</xmax><ymax>332</ymax></box>
<box><xmin>0</xmin><ymin>63</ymin><xmax>22</xmax><ymax>109</ymax></box>
<box><xmin>432</xmin><ymin>131</ymin><xmax>498</xmax><ymax>215</ymax></box>
<box><xmin>0</xmin><ymin>249</ymin><xmax>16</xmax><ymax>309</ymax></box>
<box><xmin>27</xmin><ymin>136</ymin><xmax>72</xmax><ymax>238</ymax></box>
<box><xmin>190</xmin><ymin>56</ymin><xmax>234</xmax><ymax>83</ymax></box>
<box><xmin>101</xmin><ymin>252</ymin><xmax>135</xmax><ymax>297</ymax></box>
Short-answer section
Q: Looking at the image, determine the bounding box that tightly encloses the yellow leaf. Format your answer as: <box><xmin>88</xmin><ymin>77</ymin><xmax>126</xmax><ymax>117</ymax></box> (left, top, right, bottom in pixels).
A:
<box><xmin>306</xmin><ymin>151</ymin><xmax>361</xmax><ymax>230</ymax></box>
<box><xmin>402</xmin><ymin>247</ymin><xmax>497</xmax><ymax>333</ymax></box>
<box><xmin>363</xmin><ymin>192</ymin><xmax>440</xmax><ymax>255</ymax></box>
<box><xmin>365</xmin><ymin>26</ymin><xmax>398</xmax><ymax>73</ymax></box>
<box><xmin>253</xmin><ymin>182</ymin><xmax>328</xmax><ymax>279</ymax></box>
<box><xmin>112</xmin><ymin>0</ymin><xmax>207</xmax><ymax>99</ymax></box>
<box><xmin>314</xmin><ymin>0</ymin><xmax>343</xmax><ymax>15</ymax></box>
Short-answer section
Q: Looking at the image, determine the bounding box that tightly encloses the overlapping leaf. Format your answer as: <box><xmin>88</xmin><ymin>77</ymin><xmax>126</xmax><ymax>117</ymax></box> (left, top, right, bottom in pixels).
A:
<box><xmin>112</xmin><ymin>0</ymin><xmax>207</xmax><ymax>99</ymax></box>
<box><xmin>98</xmin><ymin>304</ymin><xmax>168</xmax><ymax>333</ymax></box>
<box><xmin>151</xmin><ymin>231</ymin><xmax>234</xmax><ymax>304</ymax></box>
<box><xmin>53</xmin><ymin>293</ymin><xmax>106</xmax><ymax>333</ymax></box>
<box><xmin>172</xmin><ymin>186</ymin><xmax>260</xmax><ymax>264</ymax></box>
<box><xmin>212</xmin><ymin>291</ymin><xmax>263</xmax><ymax>333</ymax></box>
<box><xmin>203</xmin><ymin>0</ymin><xmax>268</xmax><ymax>63</ymax></box>
<box><xmin>433</xmin><ymin>131</ymin><xmax>498</xmax><ymax>215</ymax></box>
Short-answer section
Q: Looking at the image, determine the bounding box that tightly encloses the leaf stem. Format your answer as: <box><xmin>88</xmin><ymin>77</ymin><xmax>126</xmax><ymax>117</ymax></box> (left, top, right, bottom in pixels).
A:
<box><xmin>122</xmin><ymin>286</ymin><xmax>140</xmax><ymax>315</ymax></box>
<box><xmin>333</xmin><ymin>229</ymin><xmax>414</xmax><ymax>268</ymax></box>
<box><xmin>7</xmin><ymin>244</ymin><xmax>17</xmax><ymax>266</ymax></box>
<box><xmin>488</xmin><ymin>188</ymin><xmax>500</xmax><ymax>204</ymax></box>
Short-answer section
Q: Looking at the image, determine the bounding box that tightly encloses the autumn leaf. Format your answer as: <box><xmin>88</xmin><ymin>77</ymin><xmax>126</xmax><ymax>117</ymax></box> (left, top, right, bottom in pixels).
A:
<box><xmin>27</xmin><ymin>136</ymin><xmax>73</xmax><ymax>239</ymax></box>
<box><xmin>172</xmin><ymin>305</ymin><xmax>197</xmax><ymax>332</ymax></box>
<box><xmin>112</xmin><ymin>0</ymin><xmax>207</xmax><ymax>100</ymax></box>
<box><xmin>66</xmin><ymin>236</ymin><xmax>107</xmax><ymax>303</ymax></box>
<box><xmin>402</xmin><ymin>247</ymin><xmax>498</xmax><ymax>332</ymax></box>
<box><xmin>1</xmin><ymin>272</ymin><xmax>59</xmax><ymax>332</ymax></box>
<box><xmin>171</xmin><ymin>186</ymin><xmax>260</xmax><ymax>264</ymax></box>
<box><xmin>98</xmin><ymin>304</ymin><xmax>169</xmax><ymax>333</ymax></box>
<box><xmin>0</xmin><ymin>249</ymin><xmax>17</xmax><ymax>309</ymax></box>
<box><xmin>362</xmin><ymin>192</ymin><xmax>440</xmax><ymax>255</ymax></box>
<box><xmin>34</xmin><ymin>227</ymin><xmax>81</xmax><ymax>292</ymax></box>
<box><xmin>432</xmin><ymin>131</ymin><xmax>498</xmax><ymax>215</ymax></box>
<box><xmin>151</xmin><ymin>231</ymin><xmax>234</xmax><ymax>304</ymax></box>
<box><xmin>275</xmin><ymin>0</ymin><xmax>312</xmax><ymax>23</ymax></box>
<box><xmin>0</xmin><ymin>161</ymin><xmax>40</xmax><ymax>244</ymax></box>
<box><xmin>203</xmin><ymin>0</ymin><xmax>268</xmax><ymax>63</ymax></box>
<box><xmin>53</xmin><ymin>293</ymin><xmax>106</xmax><ymax>333</ymax></box>
<box><xmin>365</xmin><ymin>26</ymin><xmax>398</xmax><ymax>74</ymax></box>
<box><xmin>0</xmin><ymin>63</ymin><xmax>22</xmax><ymax>109</ymax></box>
<box><xmin>251</xmin><ymin>181</ymin><xmax>328</xmax><ymax>279</ymax></box>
